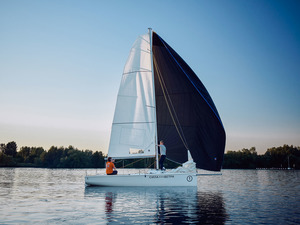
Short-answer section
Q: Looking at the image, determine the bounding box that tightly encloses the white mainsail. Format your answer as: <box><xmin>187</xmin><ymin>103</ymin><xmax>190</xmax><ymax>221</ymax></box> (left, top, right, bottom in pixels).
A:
<box><xmin>108</xmin><ymin>33</ymin><xmax>156</xmax><ymax>159</ymax></box>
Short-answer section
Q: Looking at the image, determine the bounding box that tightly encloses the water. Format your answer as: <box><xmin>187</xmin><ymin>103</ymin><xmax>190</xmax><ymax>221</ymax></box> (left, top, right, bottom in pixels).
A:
<box><xmin>0</xmin><ymin>168</ymin><xmax>299</xmax><ymax>224</ymax></box>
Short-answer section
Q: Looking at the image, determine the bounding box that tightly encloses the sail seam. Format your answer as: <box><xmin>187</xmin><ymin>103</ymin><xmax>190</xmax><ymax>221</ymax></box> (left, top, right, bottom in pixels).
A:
<box><xmin>130</xmin><ymin>48</ymin><xmax>150</xmax><ymax>54</ymax></box>
<box><xmin>117</xmin><ymin>95</ymin><xmax>137</xmax><ymax>97</ymax></box>
<box><xmin>156</xmin><ymin>35</ymin><xmax>224</xmax><ymax>129</ymax></box>
<box><xmin>113</xmin><ymin>122</ymin><xmax>155</xmax><ymax>124</ymax></box>
<box><xmin>139</xmin><ymin>35</ymin><xmax>150</xmax><ymax>44</ymax></box>
<box><xmin>123</xmin><ymin>70</ymin><xmax>151</xmax><ymax>75</ymax></box>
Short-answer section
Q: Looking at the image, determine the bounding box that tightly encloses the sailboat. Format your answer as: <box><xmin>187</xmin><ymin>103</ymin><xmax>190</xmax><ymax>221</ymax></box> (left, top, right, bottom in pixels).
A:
<box><xmin>85</xmin><ymin>29</ymin><xmax>225</xmax><ymax>187</ymax></box>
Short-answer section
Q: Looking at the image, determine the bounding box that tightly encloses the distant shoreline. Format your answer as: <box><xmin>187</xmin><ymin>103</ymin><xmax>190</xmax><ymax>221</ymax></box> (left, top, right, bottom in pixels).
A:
<box><xmin>1</xmin><ymin>142</ymin><xmax>299</xmax><ymax>170</ymax></box>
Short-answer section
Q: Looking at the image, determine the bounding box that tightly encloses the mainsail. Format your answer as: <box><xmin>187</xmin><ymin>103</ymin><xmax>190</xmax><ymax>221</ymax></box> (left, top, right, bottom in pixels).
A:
<box><xmin>108</xmin><ymin>34</ymin><xmax>156</xmax><ymax>159</ymax></box>
<box><xmin>108</xmin><ymin>30</ymin><xmax>225</xmax><ymax>171</ymax></box>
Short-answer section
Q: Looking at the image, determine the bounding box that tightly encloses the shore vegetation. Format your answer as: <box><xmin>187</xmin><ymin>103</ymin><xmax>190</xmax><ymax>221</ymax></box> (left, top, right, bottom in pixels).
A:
<box><xmin>0</xmin><ymin>142</ymin><xmax>299</xmax><ymax>169</ymax></box>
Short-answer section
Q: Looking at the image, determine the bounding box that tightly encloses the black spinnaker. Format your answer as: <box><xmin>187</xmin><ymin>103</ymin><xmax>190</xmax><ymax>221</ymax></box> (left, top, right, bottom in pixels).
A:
<box><xmin>152</xmin><ymin>32</ymin><xmax>226</xmax><ymax>171</ymax></box>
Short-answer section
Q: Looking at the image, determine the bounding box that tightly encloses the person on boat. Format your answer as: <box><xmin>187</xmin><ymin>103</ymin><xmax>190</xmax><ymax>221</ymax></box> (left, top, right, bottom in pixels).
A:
<box><xmin>106</xmin><ymin>157</ymin><xmax>118</xmax><ymax>175</ymax></box>
<box><xmin>158</xmin><ymin>140</ymin><xmax>166</xmax><ymax>170</ymax></box>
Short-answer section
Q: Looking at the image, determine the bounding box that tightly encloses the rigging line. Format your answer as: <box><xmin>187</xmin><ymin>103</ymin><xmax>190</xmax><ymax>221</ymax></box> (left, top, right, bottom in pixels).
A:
<box><xmin>153</xmin><ymin>56</ymin><xmax>189</xmax><ymax>150</ymax></box>
<box><xmin>153</xmin><ymin>56</ymin><xmax>189</xmax><ymax>149</ymax></box>
<box><xmin>119</xmin><ymin>158</ymin><xmax>145</xmax><ymax>168</ymax></box>
<box><xmin>154</xmin><ymin>60</ymin><xmax>188</xmax><ymax>150</ymax></box>
<box><xmin>165</xmin><ymin>157</ymin><xmax>182</xmax><ymax>166</ymax></box>
<box><xmin>147</xmin><ymin>159</ymin><xmax>155</xmax><ymax>169</ymax></box>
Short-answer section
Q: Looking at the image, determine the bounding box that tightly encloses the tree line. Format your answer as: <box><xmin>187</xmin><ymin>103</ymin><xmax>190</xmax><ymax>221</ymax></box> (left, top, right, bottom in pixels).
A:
<box><xmin>0</xmin><ymin>142</ymin><xmax>105</xmax><ymax>168</ymax></box>
<box><xmin>0</xmin><ymin>141</ymin><xmax>299</xmax><ymax>169</ymax></box>
<box><xmin>223</xmin><ymin>145</ymin><xmax>300</xmax><ymax>169</ymax></box>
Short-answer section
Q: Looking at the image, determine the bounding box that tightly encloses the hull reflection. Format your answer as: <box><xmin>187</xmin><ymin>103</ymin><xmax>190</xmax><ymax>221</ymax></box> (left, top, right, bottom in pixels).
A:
<box><xmin>85</xmin><ymin>187</ymin><xmax>228</xmax><ymax>224</ymax></box>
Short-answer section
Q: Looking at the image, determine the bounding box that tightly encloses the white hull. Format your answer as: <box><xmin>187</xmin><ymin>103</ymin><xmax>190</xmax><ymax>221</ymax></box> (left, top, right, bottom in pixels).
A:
<box><xmin>85</xmin><ymin>172</ymin><xmax>197</xmax><ymax>187</ymax></box>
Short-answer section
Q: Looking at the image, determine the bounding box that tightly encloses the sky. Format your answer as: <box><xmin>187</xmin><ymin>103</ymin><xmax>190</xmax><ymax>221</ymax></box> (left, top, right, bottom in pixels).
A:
<box><xmin>0</xmin><ymin>0</ymin><xmax>299</xmax><ymax>155</ymax></box>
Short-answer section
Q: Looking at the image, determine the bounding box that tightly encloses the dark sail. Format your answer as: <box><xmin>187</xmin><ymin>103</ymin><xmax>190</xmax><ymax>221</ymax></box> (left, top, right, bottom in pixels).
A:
<box><xmin>152</xmin><ymin>32</ymin><xmax>226</xmax><ymax>171</ymax></box>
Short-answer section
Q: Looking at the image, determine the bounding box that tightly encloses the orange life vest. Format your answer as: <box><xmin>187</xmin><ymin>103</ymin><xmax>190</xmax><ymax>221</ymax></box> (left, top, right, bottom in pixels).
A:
<box><xmin>106</xmin><ymin>161</ymin><xmax>115</xmax><ymax>174</ymax></box>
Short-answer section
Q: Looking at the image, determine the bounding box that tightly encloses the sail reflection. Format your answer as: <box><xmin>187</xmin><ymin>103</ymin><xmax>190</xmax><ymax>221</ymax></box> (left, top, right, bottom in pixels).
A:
<box><xmin>85</xmin><ymin>187</ymin><xmax>228</xmax><ymax>224</ymax></box>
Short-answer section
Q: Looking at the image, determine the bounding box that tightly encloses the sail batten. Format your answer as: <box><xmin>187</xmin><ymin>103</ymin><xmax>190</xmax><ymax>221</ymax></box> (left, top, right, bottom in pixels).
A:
<box><xmin>123</xmin><ymin>70</ymin><xmax>152</xmax><ymax>75</ymax></box>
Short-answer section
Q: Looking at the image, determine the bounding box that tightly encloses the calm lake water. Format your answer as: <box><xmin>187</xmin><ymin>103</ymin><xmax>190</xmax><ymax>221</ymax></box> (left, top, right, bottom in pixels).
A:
<box><xmin>0</xmin><ymin>168</ymin><xmax>299</xmax><ymax>224</ymax></box>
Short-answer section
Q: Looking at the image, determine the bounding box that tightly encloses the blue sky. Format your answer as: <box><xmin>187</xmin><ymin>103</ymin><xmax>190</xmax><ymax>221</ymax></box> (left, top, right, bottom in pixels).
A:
<box><xmin>0</xmin><ymin>0</ymin><xmax>299</xmax><ymax>154</ymax></box>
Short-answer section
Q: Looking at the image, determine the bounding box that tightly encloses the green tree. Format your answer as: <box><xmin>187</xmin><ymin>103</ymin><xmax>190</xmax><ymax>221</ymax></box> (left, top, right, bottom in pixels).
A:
<box><xmin>264</xmin><ymin>145</ymin><xmax>299</xmax><ymax>168</ymax></box>
<box><xmin>91</xmin><ymin>151</ymin><xmax>105</xmax><ymax>168</ymax></box>
<box><xmin>0</xmin><ymin>143</ymin><xmax>6</xmax><ymax>153</ymax></box>
<box><xmin>223</xmin><ymin>147</ymin><xmax>257</xmax><ymax>169</ymax></box>
<box><xmin>43</xmin><ymin>146</ymin><xmax>64</xmax><ymax>168</ymax></box>
<box><xmin>30</xmin><ymin>147</ymin><xmax>45</xmax><ymax>166</ymax></box>
<box><xmin>17</xmin><ymin>146</ymin><xmax>31</xmax><ymax>163</ymax></box>
<box><xmin>4</xmin><ymin>141</ymin><xmax>17</xmax><ymax>157</ymax></box>
<box><xmin>0</xmin><ymin>152</ymin><xmax>16</xmax><ymax>166</ymax></box>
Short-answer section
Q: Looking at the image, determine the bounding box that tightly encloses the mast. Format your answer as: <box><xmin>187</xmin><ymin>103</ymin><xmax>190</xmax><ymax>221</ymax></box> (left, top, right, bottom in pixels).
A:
<box><xmin>149</xmin><ymin>28</ymin><xmax>159</xmax><ymax>169</ymax></box>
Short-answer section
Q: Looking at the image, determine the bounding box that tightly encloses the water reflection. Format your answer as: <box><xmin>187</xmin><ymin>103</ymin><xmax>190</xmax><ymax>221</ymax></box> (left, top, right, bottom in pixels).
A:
<box><xmin>85</xmin><ymin>187</ymin><xmax>228</xmax><ymax>224</ymax></box>
<box><xmin>197</xmin><ymin>192</ymin><xmax>228</xmax><ymax>225</ymax></box>
<box><xmin>105</xmin><ymin>191</ymin><xmax>117</xmax><ymax>223</ymax></box>
<box><xmin>0</xmin><ymin>168</ymin><xmax>16</xmax><ymax>197</ymax></box>
<box><xmin>1</xmin><ymin>169</ymin><xmax>299</xmax><ymax>224</ymax></box>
